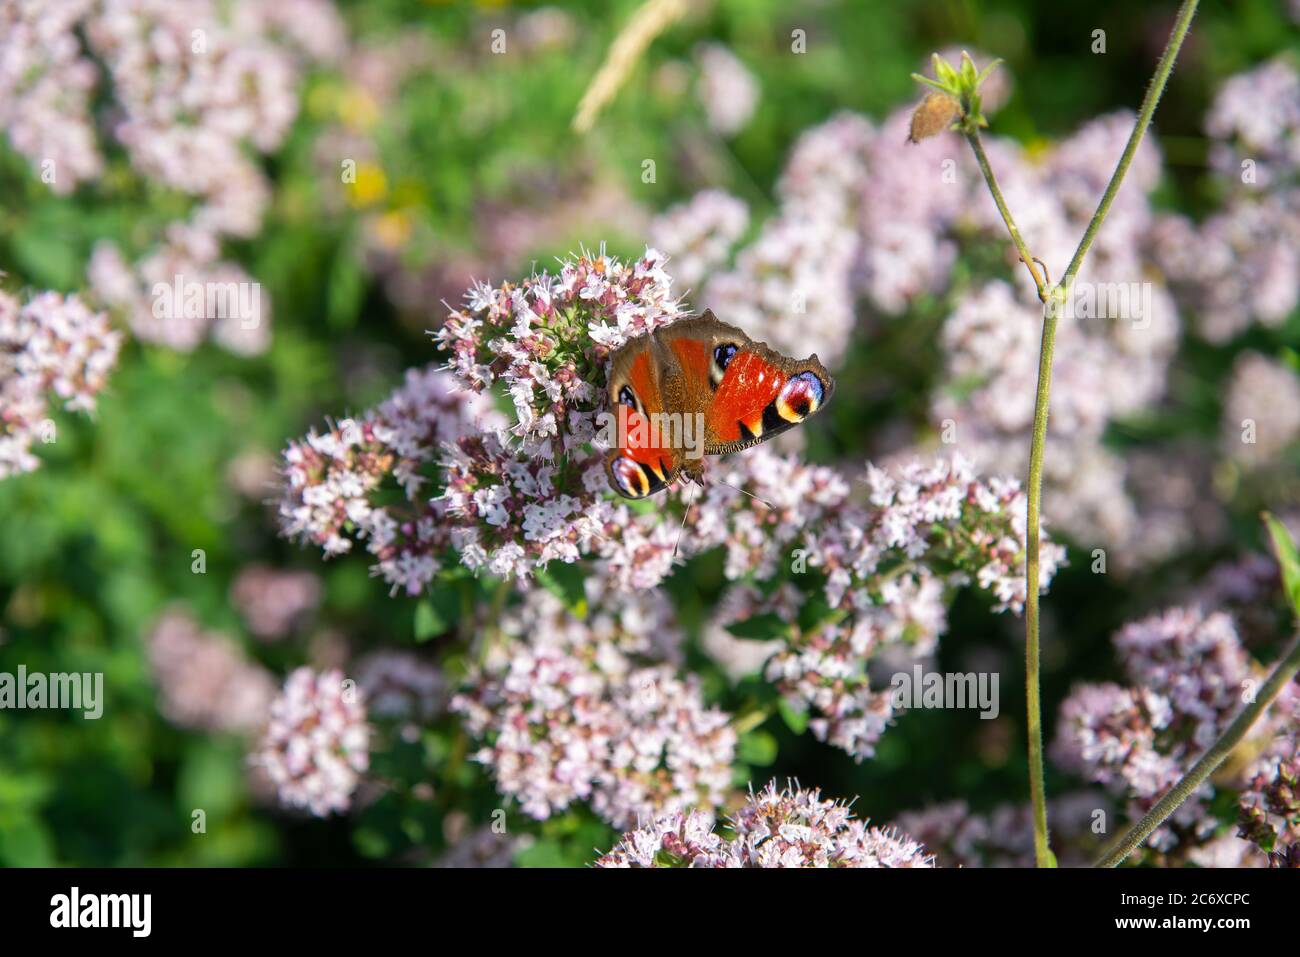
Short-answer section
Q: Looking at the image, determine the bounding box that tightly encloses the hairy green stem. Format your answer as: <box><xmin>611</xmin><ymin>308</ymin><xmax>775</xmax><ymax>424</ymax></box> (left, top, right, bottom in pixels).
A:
<box><xmin>1096</xmin><ymin>630</ymin><xmax>1300</xmax><ymax>867</ymax></box>
<box><xmin>1020</xmin><ymin>0</ymin><xmax>1200</xmax><ymax>867</ymax></box>
<box><xmin>1023</xmin><ymin>309</ymin><xmax>1058</xmax><ymax>867</ymax></box>
<box><xmin>964</xmin><ymin>128</ymin><xmax>1047</xmax><ymax>299</ymax></box>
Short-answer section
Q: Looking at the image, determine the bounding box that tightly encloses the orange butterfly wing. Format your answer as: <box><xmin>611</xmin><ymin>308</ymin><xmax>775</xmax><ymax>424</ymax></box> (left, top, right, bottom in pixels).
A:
<box><xmin>604</xmin><ymin>347</ymin><xmax>683</xmax><ymax>498</ymax></box>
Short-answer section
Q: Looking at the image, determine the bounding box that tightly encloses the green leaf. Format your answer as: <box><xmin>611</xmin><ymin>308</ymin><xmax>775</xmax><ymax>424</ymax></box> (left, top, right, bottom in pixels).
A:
<box><xmin>413</xmin><ymin>600</ymin><xmax>445</xmax><ymax>642</ymax></box>
<box><xmin>352</xmin><ymin>827</ymin><xmax>390</xmax><ymax>859</ymax></box>
<box><xmin>725</xmin><ymin>612</ymin><xmax>790</xmax><ymax>642</ymax></box>
<box><xmin>910</xmin><ymin>73</ymin><xmax>953</xmax><ymax>95</ymax></box>
<box><xmin>976</xmin><ymin>59</ymin><xmax>1005</xmax><ymax>89</ymax></box>
<box><xmin>931</xmin><ymin>54</ymin><xmax>959</xmax><ymax>88</ymax></box>
<box><xmin>960</xmin><ymin>51</ymin><xmax>978</xmax><ymax>87</ymax></box>
<box><xmin>738</xmin><ymin>730</ymin><xmax>778</xmax><ymax>766</ymax></box>
<box><xmin>797</xmin><ymin>593</ymin><xmax>838</xmax><ymax>633</ymax></box>
<box><xmin>778</xmin><ymin>699</ymin><xmax>810</xmax><ymax>735</ymax></box>
<box><xmin>515</xmin><ymin>838</ymin><xmax>567</xmax><ymax>868</ymax></box>
<box><xmin>535</xmin><ymin>562</ymin><xmax>588</xmax><ymax>618</ymax></box>
<box><xmin>413</xmin><ymin>578</ymin><xmax>462</xmax><ymax>642</ymax></box>
<box><xmin>1264</xmin><ymin>512</ymin><xmax>1300</xmax><ymax>616</ymax></box>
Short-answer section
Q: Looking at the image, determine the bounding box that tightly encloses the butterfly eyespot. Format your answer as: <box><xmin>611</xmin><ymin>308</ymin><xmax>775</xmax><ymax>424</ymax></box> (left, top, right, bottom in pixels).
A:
<box><xmin>607</xmin><ymin>454</ymin><xmax>671</xmax><ymax>499</ymax></box>
<box><xmin>775</xmin><ymin>371</ymin><xmax>824</xmax><ymax>423</ymax></box>
<box><xmin>618</xmin><ymin>385</ymin><xmax>638</xmax><ymax>410</ymax></box>
<box><xmin>609</xmin><ymin>455</ymin><xmax>650</xmax><ymax>498</ymax></box>
<box><xmin>710</xmin><ymin>343</ymin><xmax>739</xmax><ymax>387</ymax></box>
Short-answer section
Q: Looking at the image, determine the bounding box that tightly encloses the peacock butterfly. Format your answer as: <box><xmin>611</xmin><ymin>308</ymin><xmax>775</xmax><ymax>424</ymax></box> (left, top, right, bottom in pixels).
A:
<box><xmin>603</xmin><ymin>310</ymin><xmax>834</xmax><ymax>498</ymax></box>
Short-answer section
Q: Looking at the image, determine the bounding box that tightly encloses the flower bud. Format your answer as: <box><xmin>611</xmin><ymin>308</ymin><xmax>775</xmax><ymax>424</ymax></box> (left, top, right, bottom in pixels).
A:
<box><xmin>908</xmin><ymin>92</ymin><xmax>960</xmax><ymax>143</ymax></box>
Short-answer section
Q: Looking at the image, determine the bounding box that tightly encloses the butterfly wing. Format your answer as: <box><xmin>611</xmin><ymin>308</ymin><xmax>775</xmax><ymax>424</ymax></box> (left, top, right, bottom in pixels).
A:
<box><xmin>657</xmin><ymin>311</ymin><xmax>834</xmax><ymax>455</ymax></box>
<box><xmin>604</xmin><ymin>340</ymin><xmax>684</xmax><ymax>498</ymax></box>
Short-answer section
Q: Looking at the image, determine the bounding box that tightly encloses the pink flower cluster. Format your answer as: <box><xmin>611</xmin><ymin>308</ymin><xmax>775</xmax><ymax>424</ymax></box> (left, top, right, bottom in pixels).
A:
<box><xmin>647</xmin><ymin>189</ymin><xmax>749</xmax><ymax>289</ymax></box>
<box><xmin>694</xmin><ymin>43</ymin><xmax>760</xmax><ymax>137</ymax></box>
<box><xmin>435</xmin><ymin>248</ymin><xmax>684</xmax><ymax>455</ymax></box>
<box><xmin>1153</xmin><ymin>196</ymin><xmax>1299</xmax><ymax>345</ymax></box>
<box><xmin>596</xmin><ymin>780</ymin><xmax>934</xmax><ymax>868</ymax></box>
<box><xmin>1153</xmin><ymin>60</ymin><xmax>1300</xmax><ymax>344</ymax></box>
<box><xmin>895</xmin><ymin>792</ymin><xmax>1107</xmax><ymax>868</ymax></box>
<box><xmin>230</xmin><ymin>565</ymin><xmax>322</xmax><ymax>641</ymax></box>
<box><xmin>1206</xmin><ymin>58</ymin><xmax>1300</xmax><ymax>189</ymax></box>
<box><xmin>0</xmin><ymin>288</ymin><xmax>122</xmax><ymax>479</ymax></box>
<box><xmin>279</xmin><ymin>259</ymin><xmax>684</xmax><ymax>587</ymax></box>
<box><xmin>0</xmin><ymin>0</ymin><xmax>342</xmax><ymax>199</ymax></box>
<box><xmin>1238</xmin><ymin>714</ymin><xmax>1300</xmax><ymax>864</ymax></box>
<box><xmin>252</xmin><ymin>667</ymin><xmax>370</xmax><ymax>817</ymax></box>
<box><xmin>145</xmin><ymin>607</ymin><xmax>276</xmax><ymax>734</ymax></box>
<box><xmin>1220</xmin><ymin>351</ymin><xmax>1300</xmax><ymax>469</ymax></box>
<box><xmin>451</xmin><ymin>598</ymin><xmax>733</xmax><ymax>828</ymax></box>
<box><xmin>439</xmin><ymin>430</ymin><xmax>614</xmax><ymax>579</ymax></box>
<box><xmin>0</xmin><ymin>0</ymin><xmax>104</xmax><ymax>193</ymax></box>
<box><xmin>1</xmin><ymin>0</ymin><xmax>346</xmax><ymax>356</ymax></box>
<box><xmin>276</xmin><ymin>366</ymin><xmax>503</xmax><ymax>595</ymax></box>
<box><xmin>88</xmin><ymin>224</ymin><xmax>270</xmax><ymax>355</ymax></box>
<box><xmin>1054</xmin><ymin>606</ymin><xmax>1294</xmax><ymax>856</ymax></box>
<box><xmin>700</xmin><ymin>113</ymin><xmax>871</xmax><ymax>368</ymax></box>
<box><xmin>694</xmin><ymin>450</ymin><xmax>1063</xmax><ymax>760</ymax></box>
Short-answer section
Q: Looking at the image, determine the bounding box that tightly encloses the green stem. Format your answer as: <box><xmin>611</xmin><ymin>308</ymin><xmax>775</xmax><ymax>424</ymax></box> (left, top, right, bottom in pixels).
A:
<box><xmin>1020</xmin><ymin>0</ymin><xmax>1200</xmax><ymax>868</ymax></box>
<box><xmin>964</xmin><ymin>128</ymin><xmax>1047</xmax><ymax>300</ymax></box>
<box><xmin>1095</xmin><ymin>630</ymin><xmax>1300</xmax><ymax>868</ymax></box>
<box><xmin>1023</xmin><ymin>309</ymin><xmax>1058</xmax><ymax>868</ymax></box>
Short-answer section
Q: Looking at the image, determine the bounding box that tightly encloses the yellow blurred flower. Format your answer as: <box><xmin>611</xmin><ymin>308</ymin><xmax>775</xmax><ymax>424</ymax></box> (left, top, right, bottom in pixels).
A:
<box><xmin>346</xmin><ymin>163</ymin><xmax>388</xmax><ymax>208</ymax></box>
<box><xmin>338</xmin><ymin>87</ymin><xmax>381</xmax><ymax>132</ymax></box>
<box><xmin>369</xmin><ymin>210</ymin><xmax>414</xmax><ymax>250</ymax></box>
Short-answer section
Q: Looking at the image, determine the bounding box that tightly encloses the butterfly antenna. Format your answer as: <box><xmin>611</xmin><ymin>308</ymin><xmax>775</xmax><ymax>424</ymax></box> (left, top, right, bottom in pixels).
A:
<box><xmin>672</xmin><ymin>481</ymin><xmax>697</xmax><ymax>558</ymax></box>
<box><xmin>711</xmin><ymin>476</ymin><xmax>774</xmax><ymax>510</ymax></box>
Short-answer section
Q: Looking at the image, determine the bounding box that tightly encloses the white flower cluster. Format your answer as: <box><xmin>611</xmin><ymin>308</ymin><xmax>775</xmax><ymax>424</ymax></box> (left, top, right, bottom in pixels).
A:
<box><xmin>253</xmin><ymin>667</ymin><xmax>370</xmax><ymax>817</ymax></box>
<box><xmin>276</xmin><ymin>366</ymin><xmax>503</xmax><ymax>595</ymax></box>
<box><xmin>0</xmin><ymin>288</ymin><xmax>122</xmax><ymax>479</ymax></box>
<box><xmin>1220</xmin><ymin>351</ymin><xmax>1300</xmax><ymax>469</ymax></box>
<box><xmin>1054</xmin><ymin>606</ymin><xmax>1293</xmax><ymax>853</ymax></box>
<box><xmin>452</xmin><ymin>587</ymin><xmax>732</xmax><ymax>829</ymax></box>
<box><xmin>596</xmin><ymin>780</ymin><xmax>935</xmax><ymax>868</ymax></box>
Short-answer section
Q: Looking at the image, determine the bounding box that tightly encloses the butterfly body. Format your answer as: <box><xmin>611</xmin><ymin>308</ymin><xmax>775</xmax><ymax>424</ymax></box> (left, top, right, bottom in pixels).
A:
<box><xmin>604</xmin><ymin>310</ymin><xmax>834</xmax><ymax>498</ymax></box>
